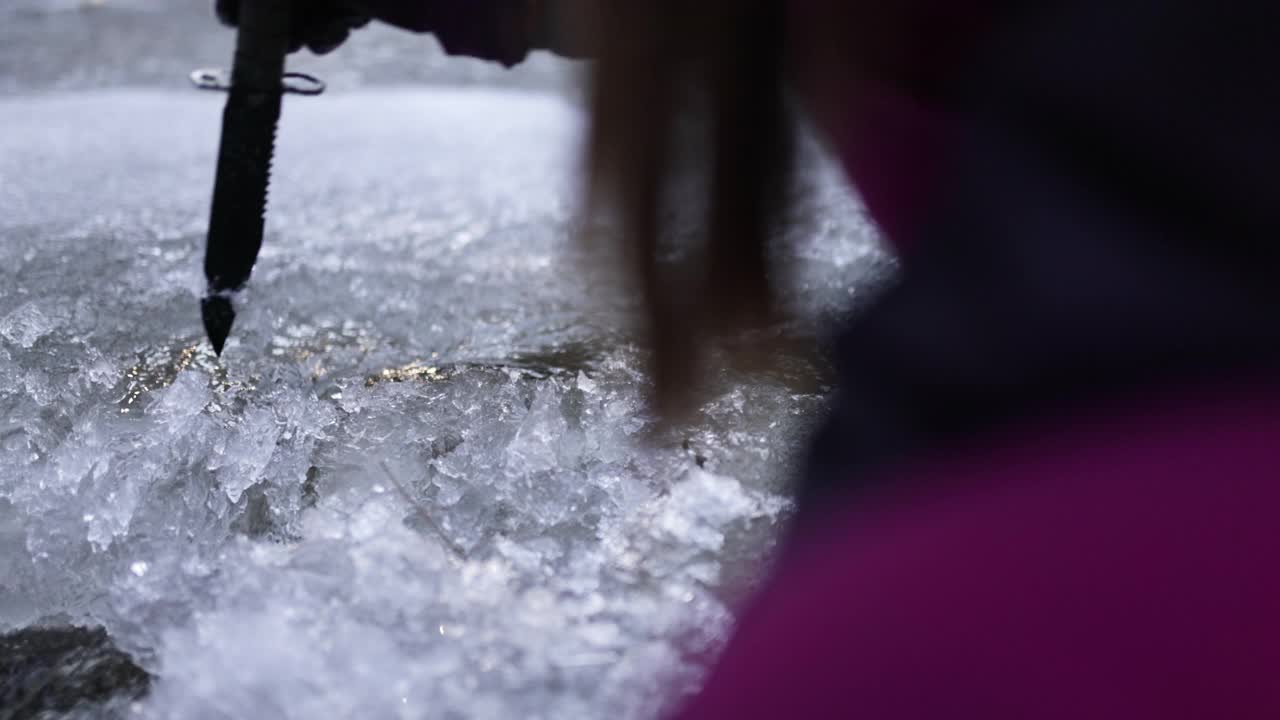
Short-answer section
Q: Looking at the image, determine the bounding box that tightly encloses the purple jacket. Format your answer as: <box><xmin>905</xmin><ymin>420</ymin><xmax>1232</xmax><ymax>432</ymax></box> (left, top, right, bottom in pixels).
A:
<box><xmin>678</xmin><ymin>380</ymin><xmax>1280</xmax><ymax>718</ymax></box>
<box><xmin>685</xmin><ymin>0</ymin><xmax>1280</xmax><ymax>715</ymax></box>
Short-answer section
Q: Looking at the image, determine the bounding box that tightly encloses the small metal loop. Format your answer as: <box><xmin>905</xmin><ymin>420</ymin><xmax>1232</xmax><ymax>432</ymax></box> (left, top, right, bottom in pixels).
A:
<box><xmin>190</xmin><ymin>69</ymin><xmax>325</xmax><ymax>96</ymax></box>
<box><xmin>190</xmin><ymin>68</ymin><xmax>231</xmax><ymax>92</ymax></box>
<box><xmin>282</xmin><ymin>72</ymin><xmax>326</xmax><ymax>96</ymax></box>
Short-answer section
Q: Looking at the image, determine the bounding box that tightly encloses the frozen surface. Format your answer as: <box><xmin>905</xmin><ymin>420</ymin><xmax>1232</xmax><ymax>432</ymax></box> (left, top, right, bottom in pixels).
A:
<box><xmin>0</xmin><ymin>6</ymin><xmax>889</xmax><ymax>718</ymax></box>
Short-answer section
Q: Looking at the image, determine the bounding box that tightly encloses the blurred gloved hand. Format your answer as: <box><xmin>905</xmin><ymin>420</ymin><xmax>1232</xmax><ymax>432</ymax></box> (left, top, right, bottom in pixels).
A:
<box><xmin>359</xmin><ymin>0</ymin><xmax>534</xmax><ymax>67</ymax></box>
<box><xmin>214</xmin><ymin>0</ymin><xmax>372</xmax><ymax>55</ymax></box>
<box><xmin>216</xmin><ymin>1</ymin><xmax>595</xmax><ymax>66</ymax></box>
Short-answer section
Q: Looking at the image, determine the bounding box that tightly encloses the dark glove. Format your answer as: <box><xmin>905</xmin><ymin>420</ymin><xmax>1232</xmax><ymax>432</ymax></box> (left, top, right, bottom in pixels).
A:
<box><xmin>361</xmin><ymin>0</ymin><xmax>533</xmax><ymax>67</ymax></box>
<box><xmin>215</xmin><ymin>0</ymin><xmax>372</xmax><ymax>55</ymax></box>
<box><xmin>216</xmin><ymin>1</ymin><xmax>590</xmax><ymax>66</ymax></box>
<box><xmin>366</xmin><ymin>0</ymin><xmax>595</xmax><ymax>66</ymax></box>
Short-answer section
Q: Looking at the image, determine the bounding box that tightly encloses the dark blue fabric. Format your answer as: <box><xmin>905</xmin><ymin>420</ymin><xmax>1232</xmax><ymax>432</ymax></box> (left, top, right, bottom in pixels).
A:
<box><xmin>801</xmin><ymin>0</ymin><xmax>1280</xmax><ymax>515</ymax></box>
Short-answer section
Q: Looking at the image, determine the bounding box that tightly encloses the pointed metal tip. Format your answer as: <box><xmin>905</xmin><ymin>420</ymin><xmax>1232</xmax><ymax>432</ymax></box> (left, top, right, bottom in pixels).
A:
<box><xmin>201</xmin><ymin>295</ymin><xmax>236</xmax><ymax>357</ymax></box>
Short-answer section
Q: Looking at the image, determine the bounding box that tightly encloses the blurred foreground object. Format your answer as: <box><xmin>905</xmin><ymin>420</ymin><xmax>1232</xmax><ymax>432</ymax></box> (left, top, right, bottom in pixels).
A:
<box><xmin>585</xmin><ymin>2</ymin><xmax>793</xmax><ymax>417</ymax></box>
<box><xmin>665</xmin><ymin>0</ymin><xmax>1280</xmax><ymax>715</ymax></box>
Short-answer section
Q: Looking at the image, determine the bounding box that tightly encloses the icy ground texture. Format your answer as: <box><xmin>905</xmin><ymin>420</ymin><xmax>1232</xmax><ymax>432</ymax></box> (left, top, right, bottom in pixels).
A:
<box><xmin>0</xmin><ymin>89</ymin><xmax>886</xmax><ymax>718</ymax></box>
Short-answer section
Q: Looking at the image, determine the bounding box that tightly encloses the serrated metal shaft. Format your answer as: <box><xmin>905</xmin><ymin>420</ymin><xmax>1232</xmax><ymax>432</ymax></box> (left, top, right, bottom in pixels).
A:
<box><xmin>201</xmin><ymin>0</ymin><xmax>293</xmax><ymax>354</ymax></box>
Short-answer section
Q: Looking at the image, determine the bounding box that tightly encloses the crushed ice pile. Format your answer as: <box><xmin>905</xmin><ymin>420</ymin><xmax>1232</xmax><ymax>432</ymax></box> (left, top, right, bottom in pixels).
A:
<box><xmin>0</xmin><ymin>85</ymin><xmax>887</xmax><ymax>718</ymax></box>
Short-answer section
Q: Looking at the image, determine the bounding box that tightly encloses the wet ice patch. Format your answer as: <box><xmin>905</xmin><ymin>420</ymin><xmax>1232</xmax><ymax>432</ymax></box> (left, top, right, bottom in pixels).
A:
<box><xmin>1</xmin><ymin>301</ymin><xmax>63</xmax><ymax>348</ymax></box>
<box><xmin>653</xmin><ymin>469</ymin><xmax>787</xmax><ymax>552</ymax></box>
<box><xmin>1</xmin><ymin>329</ymin><xmax>816</xmax><ymax>718</ymax></box>
<box><xmin>112</xmin><ymin>359</ymin><xmax>794</xmax><ymax>720</ymax></box>
<box><xmin>0</xmin><ymin>88</ymin><xmax>880</xmax><ymax>718</ymax></box>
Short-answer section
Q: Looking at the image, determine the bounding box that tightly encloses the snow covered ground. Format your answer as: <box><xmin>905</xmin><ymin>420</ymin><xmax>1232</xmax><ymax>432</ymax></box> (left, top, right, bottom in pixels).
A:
<box><xmin>0</xmin><ymin>3</ymin><xmax>889</xmax><ymax>717</ymax></box>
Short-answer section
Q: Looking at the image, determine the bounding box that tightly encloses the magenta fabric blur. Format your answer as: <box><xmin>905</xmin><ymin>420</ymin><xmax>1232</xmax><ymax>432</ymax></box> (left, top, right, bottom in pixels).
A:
<box><xmin>791</xmin><ymin>1</ymin><xmax>995</xmax><ymax>249</ymax></box>
<box><xmin>825</xmin><ymin>84</ymin><xmax>952</xmax><ymax>249</ymax></box>
<box><xmin>676</xmin><ymin>380</ymin><xmax>1280</xmax><ymax>718</ymax></box>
